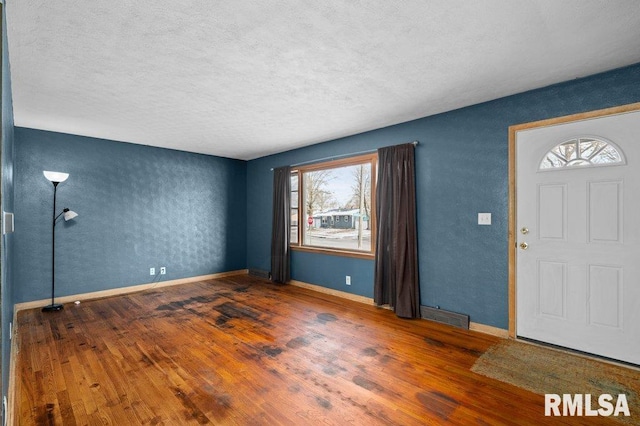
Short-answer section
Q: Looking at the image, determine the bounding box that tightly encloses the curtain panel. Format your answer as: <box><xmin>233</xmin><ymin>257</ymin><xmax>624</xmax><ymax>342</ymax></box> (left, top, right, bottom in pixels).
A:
<box><xmin>374</xmin><ymin>143</ymin><xmax>420</xmax><ymax>318</ymax></box>
<box><xmin>271</xmin><ymin>166</ymin><xmax>291</xmax><ymax>283</ymax></box>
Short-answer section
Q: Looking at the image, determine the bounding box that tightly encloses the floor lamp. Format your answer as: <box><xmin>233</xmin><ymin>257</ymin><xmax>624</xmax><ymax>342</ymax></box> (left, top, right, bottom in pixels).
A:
<box><xmin>42</xmin><ymin>171</ymin><xmax>79</xmax><ymax>312</ymax></box>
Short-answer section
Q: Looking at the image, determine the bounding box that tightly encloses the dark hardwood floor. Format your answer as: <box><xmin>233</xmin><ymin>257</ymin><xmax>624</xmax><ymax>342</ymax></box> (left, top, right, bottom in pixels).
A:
<box><xmin>15</xmin><ymin>275</ymin><xmax>618</xmax><ymax>425</ymax></box>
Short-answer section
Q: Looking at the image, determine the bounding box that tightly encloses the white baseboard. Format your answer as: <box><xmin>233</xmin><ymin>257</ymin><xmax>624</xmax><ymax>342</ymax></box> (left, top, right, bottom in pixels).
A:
<box><xmin>289</xmin><ymin>279</ymin><xmax>508</xmax><ymax>338</ymax></box>
<box><xmin>469</xmin><ymin>322</ymin><xmax>509</xmax><ymax>338</ymax></box>
<box><xmin>7</xmin><ymin>308</ymin><xmax>18</xmax><ymax>426</ymax></box>
<box><xmin>13</xmin><ymin>269</ymin><xmax>248</xmax><ymax>313</ymax></box>
<box><xmin>15</xmin><ymin>271</ymin><xmax>508</xmax><ymax>340</ymax></box>
<box><xmin>289</xmin><ymin>280</ymin><xmax>375</xmax><ymax>305</ymax></box>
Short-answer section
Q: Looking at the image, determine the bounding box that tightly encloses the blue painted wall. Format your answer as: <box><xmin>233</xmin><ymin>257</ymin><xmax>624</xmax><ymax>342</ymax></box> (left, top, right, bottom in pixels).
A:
<box><xmin>1</xmin><ymin>4</ymin><xmax>16</xmax><ymax>417</ymax></box>
<box><xmin>13</xmin><ymin>128</ymin><xmax>247</xmax><ymax>303</ymax></box>
<box><xmin>246</xmin><ymin>63</ymin><xmax>640</xmax><ymax>329</ymax></box>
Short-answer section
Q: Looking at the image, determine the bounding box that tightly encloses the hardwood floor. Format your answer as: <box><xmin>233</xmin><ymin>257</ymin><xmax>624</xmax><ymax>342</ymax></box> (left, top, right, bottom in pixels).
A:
<box><xmin>14</xmin><ymin>275</ymin><xmax>618</xmax><ymax>425</ymax></box>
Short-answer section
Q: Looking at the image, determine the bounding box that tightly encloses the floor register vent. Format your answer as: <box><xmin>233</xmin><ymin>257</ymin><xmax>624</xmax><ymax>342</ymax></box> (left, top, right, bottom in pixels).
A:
<box><xmin>248</xmin><ymin>269</ymin><xmax>271</xmax><ymax>280</ymax></box>
<box><xmin>420</xmin><ymin>306</ymin><xmax>470</xmax><ymax>330</ymax></box>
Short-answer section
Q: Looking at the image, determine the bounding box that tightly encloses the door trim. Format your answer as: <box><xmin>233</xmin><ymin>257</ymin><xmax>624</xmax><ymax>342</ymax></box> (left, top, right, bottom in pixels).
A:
<box><xmin>507</xmin><ymin>102</ymin><xmax>640</xmax><ymax>338</ymax></box>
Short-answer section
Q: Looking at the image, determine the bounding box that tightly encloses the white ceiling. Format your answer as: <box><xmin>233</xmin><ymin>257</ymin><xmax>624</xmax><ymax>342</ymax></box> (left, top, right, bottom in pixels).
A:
<box><xmin>7</xmin><ymin>1</ymin><xmax>640</xmax><ymax>160</ymax></box>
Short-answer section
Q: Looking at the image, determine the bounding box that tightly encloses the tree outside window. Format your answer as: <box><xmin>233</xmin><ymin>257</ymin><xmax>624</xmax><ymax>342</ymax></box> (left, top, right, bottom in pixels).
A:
<box><xmin>289</xmin><ymin>154</ymin><xmax>377</xmax><ymax>257</ymax></box>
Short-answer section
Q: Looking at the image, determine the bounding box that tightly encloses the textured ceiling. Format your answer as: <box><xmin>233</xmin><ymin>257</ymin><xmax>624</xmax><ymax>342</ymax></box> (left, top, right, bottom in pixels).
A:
<box><xmin>7</xmin><ymin>1</ymin><xmax>640</xmax><ymax>160</ymax></box>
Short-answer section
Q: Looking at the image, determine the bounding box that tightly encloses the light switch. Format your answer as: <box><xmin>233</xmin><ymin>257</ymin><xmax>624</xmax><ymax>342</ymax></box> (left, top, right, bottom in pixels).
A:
<box><xmin>3</xmin><ymin>211</ymin><xmax>14</xmax><ymax>234</ymax></box>
<box><xmin>478</xmin><ymin>213</ymin><xmax>492</xmax><ymax>225</ymax></box>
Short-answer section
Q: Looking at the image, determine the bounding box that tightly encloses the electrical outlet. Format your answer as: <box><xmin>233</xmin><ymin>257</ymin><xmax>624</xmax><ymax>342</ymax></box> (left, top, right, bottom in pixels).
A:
<box><xmin>150</xmin><ymin>267</ymin><xmax>155</xmax><ymax>275</ymax></box>
<box><xmin>346</xmin><ymin>275</ymin><xmax>351</xmax><ymax>285</ymax></box>
<box><xmin>160</xmin><ymin>267</ymin><xmax>166</xmax><ymax>275</ymax></box>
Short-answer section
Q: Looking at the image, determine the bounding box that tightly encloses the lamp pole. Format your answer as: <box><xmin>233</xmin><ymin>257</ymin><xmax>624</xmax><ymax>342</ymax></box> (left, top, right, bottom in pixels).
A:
<box><xmin>42</xmin><ymin>170</ymin><xmax>77</xmax><ymax>312</ymax></box>
<box><xmin>43</xmin><ymin>181</ymin><xmax>63</xmax><ymax>312</ymax></box>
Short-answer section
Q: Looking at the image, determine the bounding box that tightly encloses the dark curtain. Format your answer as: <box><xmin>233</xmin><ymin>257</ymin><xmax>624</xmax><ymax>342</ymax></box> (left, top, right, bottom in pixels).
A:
<box><xmin>271</xmin><ymin>166</ymin><xmax>291</xmax><ymax>284</ymax></box>
<box><xmin>374</xmin><ymin>143</ymin><xmax>420</xmax><ymax>318</ymax></box>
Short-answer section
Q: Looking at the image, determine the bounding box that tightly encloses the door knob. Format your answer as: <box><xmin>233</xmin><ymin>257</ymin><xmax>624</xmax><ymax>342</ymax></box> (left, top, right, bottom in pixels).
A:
<box><xmin>519</xmin><ymin>242</ymin><xmax>529</xmax><ymax>250</ymax></box>
<box><xmin>520</xmin><ymin>227</ymin><xmax>529</xmax><ymax>235</ymax></box>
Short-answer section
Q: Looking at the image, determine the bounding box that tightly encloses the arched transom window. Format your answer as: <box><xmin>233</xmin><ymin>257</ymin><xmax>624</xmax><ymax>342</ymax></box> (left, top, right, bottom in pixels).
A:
<box><xmin>539</xmin><ymin>137</ymin><xmax>625</xmax><ymax>170</ymax></box>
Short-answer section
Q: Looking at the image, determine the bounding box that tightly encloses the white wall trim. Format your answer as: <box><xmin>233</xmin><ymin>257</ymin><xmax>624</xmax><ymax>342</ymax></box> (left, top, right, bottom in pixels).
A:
<box><xmin>289</xmin><ymin>279</ymin><xmax>508</xmax><ymax>338</ymax></box>
<box><xmin>289</xmin><ymin>280</ymin><xmax>376</xmax><ymax>305</ymax></box>
<box><xmin>13</xmin><ymin>269</ymin><xmax>248</xmax><ymax>313</ymax></box>
<box><xmin>469</xmin><ymin>322</ymin><xmax>509</xmax><ymax>338</ymax></box>
<box><xmin>7</xmin><ymin>309</ymin><xmax>18</xmax><ymax>426</ymax></box>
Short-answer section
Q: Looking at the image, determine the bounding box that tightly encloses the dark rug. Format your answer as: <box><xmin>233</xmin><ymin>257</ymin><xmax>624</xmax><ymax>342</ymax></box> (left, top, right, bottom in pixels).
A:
<box><xmin>471</xmin><ymin>340</ymin><xmax>640</xmax><ymax>424</ymax></box>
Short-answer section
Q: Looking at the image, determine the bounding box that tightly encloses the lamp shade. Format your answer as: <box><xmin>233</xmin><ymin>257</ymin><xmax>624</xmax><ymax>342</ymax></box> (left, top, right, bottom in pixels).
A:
<box><xmin>63</xmin><ymin>210</ymin><xmax>78</xmax><ymax>221</ymax></box>
<box><xmin>43</xmin><ymin>171</ymin><xmax>69</xmax><ymax>183</ymax></box>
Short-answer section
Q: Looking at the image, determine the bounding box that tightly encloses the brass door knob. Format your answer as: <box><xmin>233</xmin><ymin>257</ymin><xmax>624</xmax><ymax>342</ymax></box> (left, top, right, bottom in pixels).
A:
<box><xmin>521</xmin><ymin>227</ymin><xmax>529</xmax><ymax>235</ymax></box>
<box><xmin>520</xmin><ymin>242</ymin><xmax>529</xmax><ymax>250</ymax></box>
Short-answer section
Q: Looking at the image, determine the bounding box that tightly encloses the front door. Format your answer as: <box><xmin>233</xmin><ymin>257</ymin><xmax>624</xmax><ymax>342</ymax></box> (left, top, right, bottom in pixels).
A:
<box><xmin>515</xmin><ymin>108</ymin><xmax>640</xmax><ymax>365</ymax></box>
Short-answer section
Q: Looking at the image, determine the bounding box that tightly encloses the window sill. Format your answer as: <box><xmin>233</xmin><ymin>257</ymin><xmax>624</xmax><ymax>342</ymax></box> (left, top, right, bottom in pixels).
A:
<box><xmin>290</xmin><ymin>245</ymin><xmax>375</xmax><ymax>260</ymax></box>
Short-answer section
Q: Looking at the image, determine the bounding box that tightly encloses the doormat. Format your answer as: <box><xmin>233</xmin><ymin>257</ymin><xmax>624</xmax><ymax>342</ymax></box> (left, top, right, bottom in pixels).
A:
<box><xmin>471</xmin><ymin>339</ymin><xmax>640</xmax><ymax>424</ymax></box>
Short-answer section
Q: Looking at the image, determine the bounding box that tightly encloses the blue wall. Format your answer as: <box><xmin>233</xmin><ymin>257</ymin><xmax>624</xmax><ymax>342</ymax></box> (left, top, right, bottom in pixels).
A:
<box><xmin>13</xmin><ymin>129</ymin><xmax>247</xmax><ymax>303</ymax></box>
<box><xmin>1</xmin><ymin>3</ymin><xmax>16</xmax><ymax>418</ymax></box>
<box><xmin>6</xmin><ymin>60</ymin><xmax>640</xmax><ymax>331</ymax></box>
<box><xmin>246</xmin><ymin>63</ymin><xmax>640</xmax><ymax>329</ymax></box>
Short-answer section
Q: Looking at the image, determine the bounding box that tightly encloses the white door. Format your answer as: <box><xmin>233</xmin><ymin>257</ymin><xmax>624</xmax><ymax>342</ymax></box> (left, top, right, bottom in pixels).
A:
<box><xmin>516</xmin><ymin>109</ymin><xmax>640</xmax><ymax>365</ymax></box>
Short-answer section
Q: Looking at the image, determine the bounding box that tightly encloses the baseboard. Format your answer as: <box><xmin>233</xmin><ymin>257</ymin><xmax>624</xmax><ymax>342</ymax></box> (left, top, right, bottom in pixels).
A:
<box><xmin>289</xmin><ymin>280</ymin><xmax>375</xmax><ymax>306</ymax></box>
<box><xmin>7</xmin><ymin>308</ymin><xmax>18</xmax><ymax>426</ymax></box>
<box><xmin>13</xmin><ymin>269</ymin><xmax>248</xmax><ymax>313</ymax></box>
<box><xmin>469</xmin><ymin>322</ymin><xmax>509</xmax><ymax>338</ymax></box>
<box><xmin>288</xmin><ymin>279</ymin><xmax>508</xmax><ymax>338</ymax></box>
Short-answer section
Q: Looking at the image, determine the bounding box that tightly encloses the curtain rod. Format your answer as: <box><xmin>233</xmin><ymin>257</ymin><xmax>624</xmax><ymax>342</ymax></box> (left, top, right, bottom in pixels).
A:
<box><xmin>271</xmin><ymin>140</ymin><xmax>418</xmax><ymax>171</ymax></box>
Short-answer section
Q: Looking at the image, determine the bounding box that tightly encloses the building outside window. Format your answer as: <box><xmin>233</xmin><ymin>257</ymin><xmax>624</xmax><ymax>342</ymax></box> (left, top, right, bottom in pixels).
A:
<box><xmin>290</xmin><ymin>153</ymin><xmax>376</xmax><ymax>258</ymax></box>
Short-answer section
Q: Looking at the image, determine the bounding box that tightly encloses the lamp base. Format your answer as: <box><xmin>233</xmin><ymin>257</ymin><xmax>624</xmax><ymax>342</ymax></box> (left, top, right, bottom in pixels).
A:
<box><xmin>42</xmin><ymin>303</ymin><xmax>64</xmax><ymax>312</ymax></box>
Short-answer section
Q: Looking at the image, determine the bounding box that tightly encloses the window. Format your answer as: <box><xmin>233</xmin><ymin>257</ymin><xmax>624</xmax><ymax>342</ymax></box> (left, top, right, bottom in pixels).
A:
<box><xmin>539</xmin><ymin>137</ymin><xmax>625</xmax><ymax>170</ymax></box>
<box><xmin>290</xmin><ymin>173</ymin><xmax>299</xmax><ymax>244</ymax></box>
<box><xmin>290</xmin><ymin>153</ymin><xmax>377</xmax><ymax>258</ymax></box>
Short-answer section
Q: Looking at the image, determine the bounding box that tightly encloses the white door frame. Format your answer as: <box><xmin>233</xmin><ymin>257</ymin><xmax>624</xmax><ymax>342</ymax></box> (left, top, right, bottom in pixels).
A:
<box><xmin>507</xmin><ymin>102</ymin><xmax>640</xmax><ymax>339</ymax></box>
